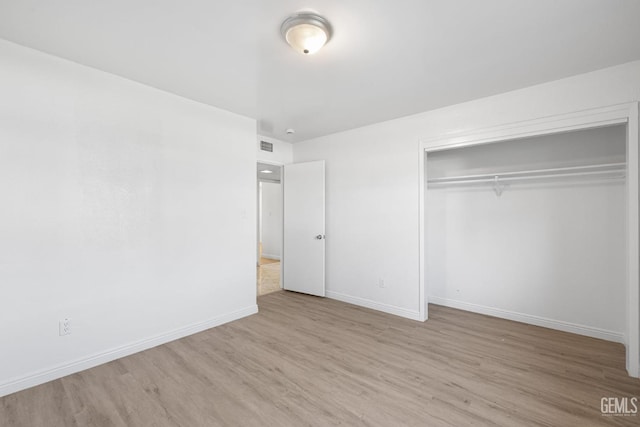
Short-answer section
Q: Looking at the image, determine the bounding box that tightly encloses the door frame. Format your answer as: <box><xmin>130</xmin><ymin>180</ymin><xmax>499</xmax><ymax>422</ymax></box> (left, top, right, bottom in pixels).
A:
<box><xmin>418</xmin><ymin>102</ymin><xmax>640</xmax><ymax>377</ymax></box>
<box><xmin>257</xmin><ymin>160</ymin><xmax>285</xmax><ymax>291</ymax></box>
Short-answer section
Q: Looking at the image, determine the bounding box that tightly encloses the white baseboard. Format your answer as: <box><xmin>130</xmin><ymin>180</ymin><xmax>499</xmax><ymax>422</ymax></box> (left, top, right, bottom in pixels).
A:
<box><xmin>429</xmin><ymin>296</ymin><xmax>624</xmax><ymax>343</ymax></box>
<box><xmin>261</xmin><ymin>253</ymin><xmax>281</xmax><ymax>261</ymax></box>
<box><xmin>326</xmin><ymin>291</ymin><xmax>421</xmax><ymax>321</ymax></box>
<box><xmin>0</xmin><ymin>305</ymin><xmax>258</xmax><ymax>398</ymax></box>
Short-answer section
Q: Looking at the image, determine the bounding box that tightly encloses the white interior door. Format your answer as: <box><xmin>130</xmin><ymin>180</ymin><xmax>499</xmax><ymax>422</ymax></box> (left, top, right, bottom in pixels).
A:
<box><xmin>283</xmin><ymin>160</ymin><xmax>325</xmax><ymax>296</ymax></box>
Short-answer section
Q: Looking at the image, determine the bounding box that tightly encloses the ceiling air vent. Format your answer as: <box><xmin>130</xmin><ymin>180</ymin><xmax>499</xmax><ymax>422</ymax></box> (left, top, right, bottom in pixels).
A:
<box><xmin>260</xmin><ymin>141</ymin><xmax>273</xmax><ymax>152</ymax></box>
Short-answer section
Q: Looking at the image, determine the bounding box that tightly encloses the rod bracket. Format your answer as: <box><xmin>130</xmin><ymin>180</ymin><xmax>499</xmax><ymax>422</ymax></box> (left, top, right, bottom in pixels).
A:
<box><xmin>493</xmin><ymin>176</ymin><xmax>505</xmax><ymax>197</ymax></box>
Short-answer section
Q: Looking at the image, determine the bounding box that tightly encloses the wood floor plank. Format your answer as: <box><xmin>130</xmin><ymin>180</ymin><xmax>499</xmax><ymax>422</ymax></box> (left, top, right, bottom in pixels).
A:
<box><xmin>0</xmin><ymin>380</ymin><xmax>78</xmax><ymax>427</ymax></box>
<box><xmin>1</xmin><ymin>291</ymin><xmax>639</xmax><ymax>426</ymax></box>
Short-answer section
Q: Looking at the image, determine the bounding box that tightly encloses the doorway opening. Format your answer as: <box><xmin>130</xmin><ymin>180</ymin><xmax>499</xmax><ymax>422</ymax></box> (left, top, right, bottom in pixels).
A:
<box><xmin>257</xmin><ymin>162</ymin><xmax>282</xmax><ymax>296</ymax></box>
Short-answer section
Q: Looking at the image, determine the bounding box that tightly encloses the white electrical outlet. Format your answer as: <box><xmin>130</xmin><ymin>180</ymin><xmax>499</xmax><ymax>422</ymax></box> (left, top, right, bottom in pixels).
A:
<box><xmin>378</xmin><ymin>278</ymin><xmax>386</xmax><ymax>288</ymax></box>
<box><xmin>59</xmin><ymin>318</ymin><xmax>71</xmax><ymax>336</ymax></box>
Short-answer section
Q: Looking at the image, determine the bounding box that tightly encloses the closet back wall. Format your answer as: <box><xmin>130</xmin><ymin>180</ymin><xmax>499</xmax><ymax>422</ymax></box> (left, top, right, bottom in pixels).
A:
<box><xmin>426</xmin><ymin>125</ymin><xmax>627</xmax><ymax>341</ymax></box>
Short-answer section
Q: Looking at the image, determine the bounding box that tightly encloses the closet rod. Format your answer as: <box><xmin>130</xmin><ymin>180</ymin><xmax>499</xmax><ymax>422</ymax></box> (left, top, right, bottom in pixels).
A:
<box><xmin>428</xmin><ymin>169</ymin><xmax>625</xmax><ymax>186</ymax></box>
<box><xmin>427</xmin><ymin>162</ymin><xmax>625</xmax><ymax>185</ymax></box>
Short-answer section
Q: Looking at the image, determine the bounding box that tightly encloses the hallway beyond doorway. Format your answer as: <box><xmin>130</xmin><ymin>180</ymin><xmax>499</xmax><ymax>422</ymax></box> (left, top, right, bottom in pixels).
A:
<box><xmin>257</xmin><ymin>257</ymin><xmax>280</xmax><ymax>296</ymax></box>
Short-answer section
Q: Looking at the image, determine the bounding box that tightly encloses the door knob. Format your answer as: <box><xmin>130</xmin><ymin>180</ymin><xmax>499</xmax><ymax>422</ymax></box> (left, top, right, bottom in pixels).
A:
<box><xmin>315</xmin><ymin>234</ymin><xmax>324</xmax><ymax>240</ymax></box>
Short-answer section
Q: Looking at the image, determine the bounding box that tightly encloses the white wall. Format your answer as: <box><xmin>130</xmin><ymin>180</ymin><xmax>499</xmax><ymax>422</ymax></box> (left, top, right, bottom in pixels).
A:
<box><xmin>260</xmin><ymin>182</ymin><xmax>282</xmax><ymax>259</ymax></box>
<box><xmin>427</xmin><ymin>126</ymin><xmax>627</xmax><ymax>340</ymax></box>
<box><xmin>0</xmin><ymin>40</ymin><xmax>257</xmax><ymax>396</ymax></box>
<box><xmin>292</xmin><ymin>60</ymin><xmax>640</xmax><ymax>321</ymax></box>
<box><xmin>257</xmin><ymin>135</ymin><xmax>293</xmax><ymax>165</ymax></box>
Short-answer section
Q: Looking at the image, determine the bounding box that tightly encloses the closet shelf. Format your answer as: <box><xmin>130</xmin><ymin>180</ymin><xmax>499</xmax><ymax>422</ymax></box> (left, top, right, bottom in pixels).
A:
<box><xmin>427</xmin><ymin>162</ymin><xmax>626</xmax><ymax>186</ymax></box>
<box><xmin>427</xmin><ymin>162</ymin><xmax>626</xmax><ymax>196</ymax></box>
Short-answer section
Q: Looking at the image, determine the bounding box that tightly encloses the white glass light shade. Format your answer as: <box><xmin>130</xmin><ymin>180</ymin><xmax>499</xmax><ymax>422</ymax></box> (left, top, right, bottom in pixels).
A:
<box><xmin>285</xmin><ymin>23</ymin><xmax>328</xmax><ymax>55</ymax></box>
<box><xmin>281</xmin><ymin>13</ymin><xmax>332</xmax><ymax>55</ymax></box>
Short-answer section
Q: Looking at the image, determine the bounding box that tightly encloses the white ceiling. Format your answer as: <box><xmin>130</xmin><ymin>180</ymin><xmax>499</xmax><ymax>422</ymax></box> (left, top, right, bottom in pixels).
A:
<box><xmin>1</xmin><ymin>1</ymin><xmax>639</xmax><ymax>142</ymax></box>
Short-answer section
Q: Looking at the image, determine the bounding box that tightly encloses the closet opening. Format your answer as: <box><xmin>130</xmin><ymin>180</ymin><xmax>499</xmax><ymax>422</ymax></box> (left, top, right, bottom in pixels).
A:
<box><xmin>421</xmin><ymin>116</ymin><xmax>639</xmax><ymax>377</ymax></box>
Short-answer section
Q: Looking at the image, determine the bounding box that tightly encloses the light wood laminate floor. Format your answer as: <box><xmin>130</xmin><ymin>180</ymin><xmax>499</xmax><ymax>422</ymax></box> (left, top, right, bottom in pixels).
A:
<box><xmin>1</xmin><ymin>291</ymin><xmax>639</xmax><ymax>426</ymax></box>
<box><xmin>257</xmin><ymin>258</ymin><xmax>280</xmax><ymax>296</ymax></box>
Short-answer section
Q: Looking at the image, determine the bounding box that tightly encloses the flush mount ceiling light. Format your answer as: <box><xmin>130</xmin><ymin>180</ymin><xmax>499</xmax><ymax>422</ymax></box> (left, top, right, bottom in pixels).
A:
<box><xmin>281</xmin><ymin>12</ymin><xmax>332</xmax><ymax>55</ymax></box>
<box><xmin>260</xmin><ymin>170</ymin><xmax>274</xmax><ymax>174</ymax></box>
